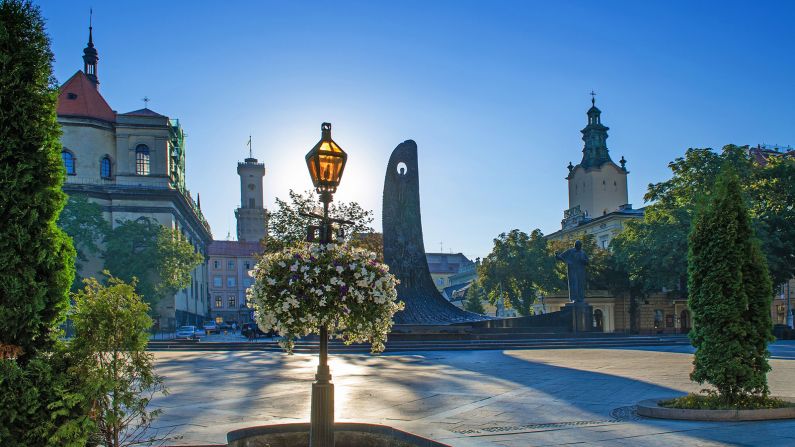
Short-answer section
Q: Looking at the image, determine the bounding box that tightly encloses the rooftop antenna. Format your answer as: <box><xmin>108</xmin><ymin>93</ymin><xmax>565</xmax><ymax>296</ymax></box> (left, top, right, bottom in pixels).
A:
<box><xmin>247</xmin><ymin>135</ymin><xmax>252</xmax><ymax>159</ymax></box>
<box><xmin>142</xmin><ymin>96</ymin><xmax>150</xmax><ymax>109</ymax></box>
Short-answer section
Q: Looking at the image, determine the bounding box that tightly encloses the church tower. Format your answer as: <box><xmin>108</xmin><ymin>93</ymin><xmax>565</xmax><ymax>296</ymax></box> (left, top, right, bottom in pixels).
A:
<box><xmin>562</xmin><ymin>96</ymin><xmax>629</xmax><ymax>228</ymax></box>
<box><xmin>82</xmin><ymin>12</ymin><xmax>99</xmax><ymax>88</ymax></box>
<box><xmin>235</xmin><ymin>143</ymin><xmax>267</xmax><ymax>242</ymax></box>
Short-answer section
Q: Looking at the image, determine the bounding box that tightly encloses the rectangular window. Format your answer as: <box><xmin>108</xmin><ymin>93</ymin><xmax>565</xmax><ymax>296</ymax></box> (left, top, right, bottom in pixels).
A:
<box><xmin>213</xmin><ymin>260</ymin><xmax>220</xmax><ymax>269</ymax></box>
<box><xmin>228</xmin><ymin>296</ymin><xmax>236</xmax><ymax>308</ymax></box>
<box><xmin>215</xmin><ymin>296</ymin><xmax>222</xmax><ymax>308</ymax></box>
<box><xmin>213</xmin><ymin>276</ymin><xmax>222</xmax><ymax>287</ymax></box>
<box><xmin>227</xmin><ymin>277</ymin><xmax>236</xmax><ymax>288</ymax></box>
<box><xmin>228</xmin><ymin>260</ymin><xmax>235</xmax><ymax>270</ymax></box>
<box><xmin>244</xmin><ymin>261</ymin><xmax>251</xmax><ymax>270</ymax></box>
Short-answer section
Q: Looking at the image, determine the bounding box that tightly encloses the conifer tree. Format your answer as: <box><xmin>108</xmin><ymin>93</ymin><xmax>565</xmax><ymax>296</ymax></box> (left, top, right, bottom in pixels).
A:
<box><xmin>0</xmin><ymin>0</ymin><xmax>74</xmax><ymax>359</ymax></box>
<box><xmin>0</xmin><ymin>2</ymin><xmax>89</xmax><ymax>445</ymax></box>
<box><xmin>688</xmin><ymin>167</ymin><xmax>773</xmax><ymax>403</ymax></box>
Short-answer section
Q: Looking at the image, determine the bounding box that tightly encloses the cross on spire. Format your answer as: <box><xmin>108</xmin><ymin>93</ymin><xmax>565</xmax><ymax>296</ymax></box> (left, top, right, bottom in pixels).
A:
<box><xmin>590</xmin><ymin>90</ymin><xmax>596</xmax><ymax>106</ymax></box>
<box><xmin>142</xmin><ymin>96</ymin><xmax>150</xmax><ymax>108</ymax></box>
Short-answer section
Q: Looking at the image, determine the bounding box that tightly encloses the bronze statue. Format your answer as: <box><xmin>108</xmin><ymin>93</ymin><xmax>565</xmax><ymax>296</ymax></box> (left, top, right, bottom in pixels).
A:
<box><xmin>555</xmin><ymin>240</ymin><xmax>588</xmax><ymax>303</ymax></box>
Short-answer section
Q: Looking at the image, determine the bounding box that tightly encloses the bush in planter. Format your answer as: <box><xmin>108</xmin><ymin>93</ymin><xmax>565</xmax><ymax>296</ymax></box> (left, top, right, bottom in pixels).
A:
<box><xmin>248</xmin><ymin>243</ymin><xmax>403</xmax><ymax>353</ymax></box>
<box><xmin>685</xmin><ymin>167</ymin><xmax>775</xmax><ymax>407</ymax></box>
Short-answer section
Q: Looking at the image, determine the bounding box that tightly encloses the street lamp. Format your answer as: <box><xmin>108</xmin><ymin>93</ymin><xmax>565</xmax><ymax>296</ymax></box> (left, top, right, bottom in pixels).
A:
<box><xmin>305</xmin><ymin>122</ymin><xmax>347</xmax><ymax>447</ymax></box>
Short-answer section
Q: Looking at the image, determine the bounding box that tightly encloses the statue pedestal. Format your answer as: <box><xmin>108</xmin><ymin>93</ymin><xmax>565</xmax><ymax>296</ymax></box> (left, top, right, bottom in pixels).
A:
<box><xmin>565</xmin><ymin>302</ymin><xmax>593</xmax><ymax>333</ymax></box>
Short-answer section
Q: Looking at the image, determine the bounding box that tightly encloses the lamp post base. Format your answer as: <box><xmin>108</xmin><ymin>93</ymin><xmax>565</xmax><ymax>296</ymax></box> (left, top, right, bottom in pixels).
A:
<box><xmin>310</xmin><ymin>379</ymin><xmax>334</xmax><ymax>447</ymax></box>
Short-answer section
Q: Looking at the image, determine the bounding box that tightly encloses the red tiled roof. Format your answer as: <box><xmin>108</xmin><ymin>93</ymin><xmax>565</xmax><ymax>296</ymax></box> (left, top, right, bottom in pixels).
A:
<box><xmin>57</xmin><ymin>71</ymin><xmax>116</xmax><ymax>122</ymax></box>
<box><xmin>208</xmin><ymin>240</ymin><xmax>264</xmax><ymax>257</ymax></box>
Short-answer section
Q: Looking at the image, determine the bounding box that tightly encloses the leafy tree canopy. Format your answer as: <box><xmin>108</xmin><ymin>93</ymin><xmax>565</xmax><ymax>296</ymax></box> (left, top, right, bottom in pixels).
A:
<box><xmin>266</xmin><ymin>189</ymin><xmax>376</xmax><ymax>252</ymax></box>
<box><xmin>613</xmin><ymin>145</ymin><xmax>795</xmax><ymax>298</ymax></box>
<box><xmin>103</xmin><ymin>218</ymin><xmax>203</xmax><ymax>307</ymax></box>
<box><xmin>70</xmin><ymin>274</ymin><xmax>166</xmax><ymax>446</ymax></box>
<box><xmin>463</xmin><ymin>280</ymin><xmax>486</xmax><ymax>314</ymax></box>
<box><xmin>479</xmin><ymin>229</ymin><xmax>559</xmax><ymax>316</ymax></box>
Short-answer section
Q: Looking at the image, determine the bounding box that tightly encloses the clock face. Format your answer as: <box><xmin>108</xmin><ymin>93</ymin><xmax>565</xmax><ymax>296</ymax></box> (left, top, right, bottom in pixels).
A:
<box><xmin>247</xmin><ymin>183</ymin><xmax>255</xmax><ymax>191</ymax></box>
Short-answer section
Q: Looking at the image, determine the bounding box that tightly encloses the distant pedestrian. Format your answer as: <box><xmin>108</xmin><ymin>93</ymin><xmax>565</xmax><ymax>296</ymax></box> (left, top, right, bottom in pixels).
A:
<box><xmin>232</xmin><ymin>322</ymin><xmax>237</xmax><ymax>334</ymax></box>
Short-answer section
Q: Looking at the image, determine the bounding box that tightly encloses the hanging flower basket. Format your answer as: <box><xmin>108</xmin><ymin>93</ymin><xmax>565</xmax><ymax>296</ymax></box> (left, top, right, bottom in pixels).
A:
<box><xmin>248</xmin><ymin>243</ymin><xmax>403</xmax><ymax>353</ymax></box>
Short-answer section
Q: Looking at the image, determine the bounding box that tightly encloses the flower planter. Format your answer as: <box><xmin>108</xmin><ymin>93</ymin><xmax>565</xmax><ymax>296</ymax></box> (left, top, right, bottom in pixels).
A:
<box><xmin>637</xmin><ymin>398</ymin><xmax>795</xmax><ymax>421</ymax></box>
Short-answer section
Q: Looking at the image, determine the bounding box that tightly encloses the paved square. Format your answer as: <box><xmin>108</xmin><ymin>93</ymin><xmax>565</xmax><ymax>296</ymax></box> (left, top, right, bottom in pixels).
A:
<box><xmin>151</xmin><ymin>342</ymin><xmax>795</xmax><ymax>446</ymax></box>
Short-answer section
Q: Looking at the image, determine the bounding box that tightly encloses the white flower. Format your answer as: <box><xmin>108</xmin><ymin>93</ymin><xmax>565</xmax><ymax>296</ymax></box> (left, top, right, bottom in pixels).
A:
<box><xmin>335</xmin><ymin>266</ymin><xmax>344</xmax><ymax>274</ymax></box>
<box><xmin>267</xmin><ymin>278</ymin><xmax>276</xmax><ymax>286</ymax></box>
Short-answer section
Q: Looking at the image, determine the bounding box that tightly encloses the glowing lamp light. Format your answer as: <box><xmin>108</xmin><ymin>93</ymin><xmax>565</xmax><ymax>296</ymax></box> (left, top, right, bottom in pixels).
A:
<box><xmin>305</xmin><ymin>122</ymin><xmax>347</xmax><ymax>195</ymax></box>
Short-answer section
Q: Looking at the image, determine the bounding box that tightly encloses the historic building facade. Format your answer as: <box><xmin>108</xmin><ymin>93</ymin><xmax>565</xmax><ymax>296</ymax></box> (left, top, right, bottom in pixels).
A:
<box><xmin>542</xmin><ymin>99</ymin><xmax>683</xmax><ymax>334</ymax></box>
<box><xmin>207</xmin><ymin>241</ymin><xmax>261</xmax><ymax>326</ymax></box>
<box><xmin>546</xmin><ymin>98</ymin><xmax>644</xmax><ymax>247</ymax></box>
<box><xmin>207</xmin><ymin>151</ymin><xmax>268</xmax><ymax>325</ymax></box>
<box><xmin>57</xmin><ymin>27</ymin><xmax>212</xmax><ymax>330</ymax></box>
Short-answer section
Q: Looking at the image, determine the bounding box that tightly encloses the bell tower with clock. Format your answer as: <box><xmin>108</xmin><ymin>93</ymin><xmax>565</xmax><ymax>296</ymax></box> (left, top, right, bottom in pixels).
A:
<box><xmin>235</xmin><ymin>143</ymin><xmax>267</xmax><ymax>242</ymax></box>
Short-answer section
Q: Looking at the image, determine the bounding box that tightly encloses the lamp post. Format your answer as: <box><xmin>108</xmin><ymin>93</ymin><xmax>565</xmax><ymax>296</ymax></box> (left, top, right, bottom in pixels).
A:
<box><xmin>305</xmin><ymin>122</ymin><xmax>347</xmax><ymax>447</ymax></box>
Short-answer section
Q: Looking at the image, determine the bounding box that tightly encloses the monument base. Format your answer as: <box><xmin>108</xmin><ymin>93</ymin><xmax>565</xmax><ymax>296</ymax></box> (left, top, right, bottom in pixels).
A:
<box><xmin>565</xmin><ymin>302</ymin><xmax>593</xmax><ymax>333</ymax></box>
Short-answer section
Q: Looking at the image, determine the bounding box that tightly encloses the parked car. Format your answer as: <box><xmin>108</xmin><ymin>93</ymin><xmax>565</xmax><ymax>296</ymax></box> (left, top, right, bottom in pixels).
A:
<box><xmin>203</xmin><ymin>321</ymin><xmax>219</xmax><ymax>334</ymax></box>
<box><xmin>175</xmin><ymin>325</ymin><xmax>197</xmax><ymax>340</ymax></box>
<box><xmin>194</xmin><ymin>327</ymin><xmax>206</xmax><ymax>338</ymax></box>
<box><xmin>219</xmin><ymin>322</ymin><xmax>231</xmax><ymax>333</ymax></box>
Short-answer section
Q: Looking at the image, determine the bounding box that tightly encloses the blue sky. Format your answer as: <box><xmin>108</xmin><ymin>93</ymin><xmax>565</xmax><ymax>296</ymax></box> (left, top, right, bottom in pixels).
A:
<box><xmin>38</xmin><ymin>1</ymin><xmax>795</xmax><ymax>259</ymax></box>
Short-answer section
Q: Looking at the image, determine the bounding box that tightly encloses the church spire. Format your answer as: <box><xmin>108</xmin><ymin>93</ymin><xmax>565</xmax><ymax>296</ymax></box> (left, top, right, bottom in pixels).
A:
<box><xmin>82</xmin><ymin>9</ymin><xmax>99</xmax><ymax>88</ymax></box>
<box><xmin>579</xmin><ymin>93</ymin><xmax>612</xmax><ymax>169</ymax></box>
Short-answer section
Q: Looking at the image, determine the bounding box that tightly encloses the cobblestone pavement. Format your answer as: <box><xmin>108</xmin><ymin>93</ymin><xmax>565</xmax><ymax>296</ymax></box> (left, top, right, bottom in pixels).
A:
<box><xmin>151</xmin><ymin>342</ymin><xmax>795</xmax><ymax>446</ymax></box>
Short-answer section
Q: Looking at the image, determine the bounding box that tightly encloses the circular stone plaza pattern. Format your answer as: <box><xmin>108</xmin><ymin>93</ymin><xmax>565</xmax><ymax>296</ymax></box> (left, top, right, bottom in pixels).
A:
<box><xmin>149</xmin><ymin>342</ymin><xmax>795</xmax><ymax>447</ymax></box>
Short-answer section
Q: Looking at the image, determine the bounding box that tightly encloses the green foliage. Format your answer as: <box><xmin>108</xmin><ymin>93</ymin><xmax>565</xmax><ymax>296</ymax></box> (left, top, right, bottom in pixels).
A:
<box><xmin>659</xmin><ymin>393</ymin><xmax>791</xmax><ymax>410</ymax></box>
<box><xmin>479</xmin><ymin>229</ymin><xmax>559</xmax><ymax>315</ymax></box>
<box><xmin>58</xmin><ymin>194</ymin><xmax>109</xmax><ymax>289</ymax></box>
<box><xmin>104</xmin><ymin>219</ymin><xmax>160</xmax><ymax>302</ymax></box>
<box><xmin>688</xmin><ymin>167</ymin><xmax>774</xmax><ymax>403</ymax></box>
<box><xmin>70</xmin><ymin>275</ymin><xmax>167</xmax><ymax>447</ymax></box>
<box><xmin>613</xmin><ymin>145</ymin><xmax>795</xmax><ymax>302</ymax></box>
<box><xmin>103</xmin><ymin>219</ymin><xmax>203</xmax><ymax>307</ymax></box>
<box><xmin>155</xmin><ymin>226</ymin><xmax>205</xmax><ymax>299</ymax></box>
<box><xmin>463</xmin><ymin>280</ymin><xmax>486</xmax><ymax>314</ymax></box>
<box><xmin>0</xmin><ymin>350</ymin><xmax>92</xmax><ymax>447</ymax></box>
<box><xmin>266</xmin><ymin>189</ymin><xmax>375</xmax><ymax>251</ymax></box>
<box><xmin>0</xmin><ymin>0</ymin><xmax>75</xmax><ymax>359</ymax></box>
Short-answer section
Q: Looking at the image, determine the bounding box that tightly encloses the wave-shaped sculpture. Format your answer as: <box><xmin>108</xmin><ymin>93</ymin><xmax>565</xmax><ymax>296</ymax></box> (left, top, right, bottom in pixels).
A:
<box><xmin>382</xmin><ymin>140</ymin><xmax>488</xmax><ymax>324</ymax></box>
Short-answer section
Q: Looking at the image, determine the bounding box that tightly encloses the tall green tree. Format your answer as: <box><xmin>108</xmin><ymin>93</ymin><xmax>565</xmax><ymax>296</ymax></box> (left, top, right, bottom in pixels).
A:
<box><xmin>688</xmin><ymin>167</ymin><xmax>773</xmax><ymax>402</ymax></box>
<box><xmin>463</xmin><ymin>280</ymin><xmax>486</xmax><ymax>314</ymax></box>
<box><xmin>266</xmin><ymin>189</ymin><xmax>375</xmax><ymax>251</ymax></box>
<box><xmin>104</xmin><ymin>219</ymin><xmax>203</xmax><ymax>307</ymax></box>
<box><xmin>70</xmin><ymin>275</ymin><xmax>167</xmax><ymax>447</ymax></box>
<box><xmin>154</xmin><ymin>226</ymin><xmax>205</xmax><ymax>301</ymax></box>
<box><xmin>613</xmin><ymin>145</ymin><xmax>795</xmax><ymax>302</ymax></box>
<box><xmin>58</xmin><ymin>194</ymin><xmax>110</xmax><ymax>289</ymax></box>
<box><xmin>0</xmin><ymin>2</ymin><xmax>89</xmax><ymax>444</ymax></box>
<box><xmin>0</xmin><ymin>0</ymin><xmax>75</xmax><ymax>360</ymax></box>
<box><xmin>479</xmin><ymin>229</ymin><xmax>559</xmax><ymax>315</ymax></box>
<box><xmin>104</xmin><ymin>219</ymin><xmax>161</xmax><ymax>302</ymax></box>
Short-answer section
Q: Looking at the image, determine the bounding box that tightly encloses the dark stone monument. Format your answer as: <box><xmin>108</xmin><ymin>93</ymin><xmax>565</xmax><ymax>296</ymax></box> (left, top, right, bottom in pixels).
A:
<box><xmin>383</xmin><ymin>140</ymin><xmax>487</xmax><ymax>324</ymax></box>
<box><xmin>555</xmin><ymin>240</ymin><xmax>593</xmax><ymax>332</ymax></box>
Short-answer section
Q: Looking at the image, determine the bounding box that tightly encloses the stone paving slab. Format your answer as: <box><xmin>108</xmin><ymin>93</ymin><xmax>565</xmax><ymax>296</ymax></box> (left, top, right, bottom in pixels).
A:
<box><xmin>150</xmin><ymin>342</ymin><xmax>795</xmax><ymax>446</ymax></box>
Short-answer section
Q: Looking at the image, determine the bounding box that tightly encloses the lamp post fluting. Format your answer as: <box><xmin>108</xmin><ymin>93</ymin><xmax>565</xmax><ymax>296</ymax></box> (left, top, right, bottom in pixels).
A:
<box><xmin>305</xmin><ymin>122</ymin><xmax>347</xmax><ymax>447</ymax></box>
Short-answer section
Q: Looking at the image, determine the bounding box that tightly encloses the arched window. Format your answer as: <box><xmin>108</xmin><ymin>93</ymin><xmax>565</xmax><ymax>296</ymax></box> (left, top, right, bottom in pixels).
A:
<box><xmin>135</xmin><ymin>144</ymin><xmax>150</xmax><ymax>175</ymax></box>
<box><xmin>61</xmin><ymin>150</ymin><xmax>75</xmax><ymax>175</ymax></box>
<box><xmin>100</xmin><ymin>155</ymin><xmax>112</xmax><ymax>178</ymax></box>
